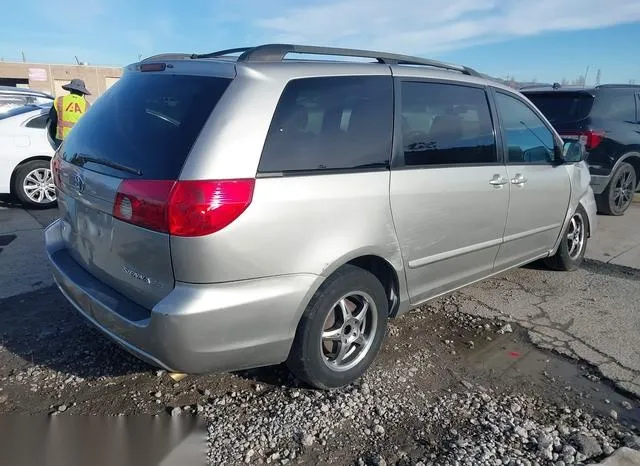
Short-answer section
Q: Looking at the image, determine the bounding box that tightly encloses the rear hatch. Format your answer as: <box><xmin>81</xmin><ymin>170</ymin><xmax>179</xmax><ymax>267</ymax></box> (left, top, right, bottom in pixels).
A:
<box><xmin>523</xmin><ymin>90</ymin><xmax>594</xmax><ymax>133</ymax></box>
<box><xmin>53</xmin><ymin>67</ymin><xmax>232</xmax><ymax>309</ymax></box>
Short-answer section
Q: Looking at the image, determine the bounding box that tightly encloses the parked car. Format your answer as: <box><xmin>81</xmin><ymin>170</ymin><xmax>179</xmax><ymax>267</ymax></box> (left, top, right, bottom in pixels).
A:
<box><xmin>45</xmin><ymin>44</ymin><xmax>597</xmax><ymax>389</ymax></box>
<box><xmin>522</xmin><ymin>84</ymin><xmax>640</xmax><ymax>215</ymax></box>
<box><xmin>0</xmin><ymin>104</ymin><xmax>56</xmax><ymax>207</ymax></box>
<box><xmin>0</xmin><ymin>86</ymin><xmax>54</xmax><ymax>115</ymax></box>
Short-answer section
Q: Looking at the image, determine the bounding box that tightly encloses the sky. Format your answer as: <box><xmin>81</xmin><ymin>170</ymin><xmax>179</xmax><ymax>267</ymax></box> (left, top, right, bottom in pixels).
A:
<box><xmin>1</xmin><ymin>0</ymin><xmax>640</xmax><ymax>84</ymax></box>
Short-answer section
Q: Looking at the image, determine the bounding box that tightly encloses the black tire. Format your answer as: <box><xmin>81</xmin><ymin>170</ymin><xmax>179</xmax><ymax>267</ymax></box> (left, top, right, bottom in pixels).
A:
<box><xmin>12</xmin><ymin>159</ymin><xmax>57</xmax><ymax>209</ymax></box>
<box><xmin>287</xmin><ymin>265</ymin><xmax>388</xmax><ymax>390</ymax></box>
<box><xmin>544</xmin><ymin>206</ymin><xmax>588</xmax><ymax>271</ymax></box>
<box><xmin>596</xmin><ymin>161</ymin><xmax>636</xmax><ymax>216</ymax></box>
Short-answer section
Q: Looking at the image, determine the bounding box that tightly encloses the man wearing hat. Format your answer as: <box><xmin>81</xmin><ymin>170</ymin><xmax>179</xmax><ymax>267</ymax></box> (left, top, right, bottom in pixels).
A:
<box><xmin>47</xmin><ymin>79</ymin><xmax>91</xmax><ymax>148</ymax></box>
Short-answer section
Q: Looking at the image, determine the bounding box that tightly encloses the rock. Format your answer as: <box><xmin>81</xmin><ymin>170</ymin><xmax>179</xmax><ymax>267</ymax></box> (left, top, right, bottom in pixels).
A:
<box><xmin>371</xmin><ymin>455</ymin><xmax>387</xmax><ymax>466</ymax></box>
<box><xmin>57</xmin><ymin>404</ymin><xmax>67</xmax><ymax>413</ymax></box>
<box><xmin>156</xmin><ymin>370</ymin><xmax>165</xmax><ymax>377</ymax></box>
<box><xmin>244</xmin><ymin>449</ymin><xmax>255</xmax><ymax>463</ymax></box>
<box><xmin>301</xmin><ymin>434</ymin><xmax>314</xmax><ymax>447</ymax></box>
<box><xmin>170</xmin><ymin>407</ymin><xmax>181</xmax><ymax>416</ymax></box>
<box><xmin>538</xmin><ymin>433</ymin><xmax>554</xmax><ymax>449</ymax></box>
<box><xmin>498</xmin><ymin>324</ymin><xmax>513</xmax><ymax>334</ymax></box>
<box><xmin>0</xmin><ymin>394</ymin><xmax>8</xmax><ymax>404</ymax></box>
<box><xmin>562</xmin><ymin>445</ymin><xmax>576</xmax><ymax>456</ymax></box>
<box><xmin>460</xmin><ymin>380</ymin><xmax>473</xmax><ymax>390</ymax></box>
<box><xmin>593</xmin><ymin>448</ymin><xmax>640</xmax><ymax>465</ymax></box>
<box><xmin>624</xmin><ymin>435</ymin><xmax>640</xmax><ymax>450</ymax></box>
<box><xmin>572</xmin><ymin>433</ymin><xmax>602</xmax><ymax>458</ymax></box>
<box><xmin>621</xmin><ymin>400</ymin><xmax>633</xmax><ymax>410</ymax></box>
<box><xmin>514</xmin><ymin>426</ymin><xmax>528</xmax><ymax>438</ymax></box>
<box><xmin>575</xmin><ymin>452</ymin><xmax>586</xmax><ymax>462</ymax></box>
<box><xmin>610</xmin><ymin>410</ymin><xmax>618</xmax><ymax>420</ymax></box>
<box><xmin>603</xmin><ymin>444</ymin><xmax>615</xmax><ymax>455</ymax></box>
<box><xmin>154</xmin><ymin>391</ymin><xmax>162</xmax><ymax>398</ymax></box>
<box><xmin>511</xmin><ymin>402</ymin><xmax>522</xmax><ymax>414</ymax></box>
<box><xmin>374</xmin><ymin>425</ymin><xmax>385</xmax><ymax>436</ymax></box>
<box><xmin>204</xmin><ymin>389</ymin><xmax>211</xmax><ymax>396</ymax></box>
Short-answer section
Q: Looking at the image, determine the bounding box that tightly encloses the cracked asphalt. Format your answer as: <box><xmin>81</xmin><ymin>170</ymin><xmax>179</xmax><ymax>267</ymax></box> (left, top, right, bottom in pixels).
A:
<box><xmin>454</xmin><ymin>260</ymin><xmax>640</xmax><ymax>397</ymax></box>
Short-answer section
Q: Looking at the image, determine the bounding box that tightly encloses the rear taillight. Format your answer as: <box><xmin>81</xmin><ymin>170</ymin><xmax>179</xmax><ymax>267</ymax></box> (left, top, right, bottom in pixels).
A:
<box><xmin>561</xmin><ymin>130</ymin><xmax>605</xmax><ymax>150</ymax></box>
<box><xmin>113</xmin><ymin>179</ymin><xmax>255</xmax><ymax>237</ymax></box>
<box><xmin>51</xmin><ymin>156</ymin><xmax>61</xmax><ymax>189</ymax></box>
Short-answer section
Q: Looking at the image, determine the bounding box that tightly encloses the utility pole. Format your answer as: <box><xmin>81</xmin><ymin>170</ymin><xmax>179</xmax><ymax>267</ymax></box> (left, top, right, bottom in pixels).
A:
<box><xmin>583</xmin><ymin>66</ymin><xmax>590</xmax><ymax>86</ymax></box>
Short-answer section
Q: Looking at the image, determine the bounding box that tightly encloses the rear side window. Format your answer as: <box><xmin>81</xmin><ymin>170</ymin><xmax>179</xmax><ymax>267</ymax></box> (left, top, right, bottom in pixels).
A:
<box><xmin>524</xmin><ymin>92</ymin><xmax>594</xmax><ymax>123</ymax></box>
<box><xmin>400</xmin><ymin>82</ymin><xmax>496</xmax><ymax>166</ymax></box>
<box><xmin>61</xmin><ymin>73</ymin><xmax>231</xmax><ymax>179</ymax></box>
<box><xmin>26</xmin><ymin>114</ymin><xmax>48</xmax><ymax>129</ymax></box>
<box><xmin>592</xmin><ymin>92</ymin><xmax>637</xmax><ymax>122</ymax></box>
<box><xmin>259</xmin><ymin>76</ymin><xmax>393</xmax><ymax>173</ymax></box>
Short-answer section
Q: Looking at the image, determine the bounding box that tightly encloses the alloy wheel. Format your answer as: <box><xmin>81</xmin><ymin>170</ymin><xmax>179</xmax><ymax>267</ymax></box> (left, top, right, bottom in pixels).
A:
<box><xmin>320</xmin><ymin>292</ymin><xmax>378</xmax><ymax>372</ymax></box>
<box><xmin>22</xmin><ymin>168</ymin><xmax>56</xmax><ymax>204</ymax></box>
<box><xmin>612</xmin><ymin>165</ymin><xmax>635</xmax><ymax>213</ymax></box>
<box><xmin>566</xmin><ymin>212</ymin><xmax>585</xmax><ymax>260</ymax></box>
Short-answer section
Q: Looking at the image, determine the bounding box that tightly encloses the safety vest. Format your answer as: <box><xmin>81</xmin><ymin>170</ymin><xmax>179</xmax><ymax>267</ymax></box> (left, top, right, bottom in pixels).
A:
<box><xmin>55</xmin><ymin>94</ymin><xmax>89</xmax><ymax>140</ymax></box>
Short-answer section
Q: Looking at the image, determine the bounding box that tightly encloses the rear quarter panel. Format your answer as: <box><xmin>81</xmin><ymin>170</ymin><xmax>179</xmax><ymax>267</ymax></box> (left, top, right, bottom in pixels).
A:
<box><xmin>170</xmin><ymin>172</ymin><xmax>404</xmax><ymax>283</ymax></box>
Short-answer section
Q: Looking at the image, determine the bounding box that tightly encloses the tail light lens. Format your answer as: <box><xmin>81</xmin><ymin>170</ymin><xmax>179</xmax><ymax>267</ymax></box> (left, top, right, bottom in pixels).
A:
<box><xmin>113</xmin><ymin>179</ymin><xmax>255</xmax><ymax>237</ymax></box>
<box><xmin>562</xmin><ymin>130</ymin><xmax>605</xmax><ymax>150</ymax></box>
<box><xmin>51</xmin><ymin>156</ymin><xmax>62</xmax><ymax>189</ymax></box>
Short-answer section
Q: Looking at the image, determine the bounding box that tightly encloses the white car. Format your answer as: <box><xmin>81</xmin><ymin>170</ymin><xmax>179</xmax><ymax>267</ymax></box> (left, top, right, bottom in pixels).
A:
<box><xmin>0</xmin><ymin>104</ymin><xmax>56</xmax><ymax>207</ymax></box>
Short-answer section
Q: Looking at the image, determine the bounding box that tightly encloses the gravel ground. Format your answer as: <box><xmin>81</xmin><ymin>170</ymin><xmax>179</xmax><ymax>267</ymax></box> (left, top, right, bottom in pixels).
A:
<box><xmin>1</xmin><ymin>273</ymin><xmax>639</xmax><ymax>465</ymax></box>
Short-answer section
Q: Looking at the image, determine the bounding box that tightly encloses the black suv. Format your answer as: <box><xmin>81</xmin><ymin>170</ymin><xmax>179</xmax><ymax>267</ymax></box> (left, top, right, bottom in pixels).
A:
<box><xmin>522</xmin><ymin>84</ymin><xmax>640</xmax><ymax>215</ymax></box>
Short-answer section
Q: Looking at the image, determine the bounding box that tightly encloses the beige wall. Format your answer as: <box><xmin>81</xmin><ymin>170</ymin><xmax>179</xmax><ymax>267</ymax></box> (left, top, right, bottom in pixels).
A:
<box><xmin>0</xmin><ymin>62</ymin><xmax>122</xmax><ymax>102</ymax></box>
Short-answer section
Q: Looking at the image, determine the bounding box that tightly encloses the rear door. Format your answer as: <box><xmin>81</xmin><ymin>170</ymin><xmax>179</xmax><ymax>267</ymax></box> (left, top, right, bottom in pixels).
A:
<box><xmin>389</xmin><ymin>80</ymin><xmax>509</xmax><ymax>304</ymax></box>
<box><xmin>54</xmin><ymin>68</ymin><xmax>232</xmax><ymax>309</ymax></box>
<box><xmin>492</xmin><ymin>89</ymin><xmax>571</xmax><ymax>270</ymax></box>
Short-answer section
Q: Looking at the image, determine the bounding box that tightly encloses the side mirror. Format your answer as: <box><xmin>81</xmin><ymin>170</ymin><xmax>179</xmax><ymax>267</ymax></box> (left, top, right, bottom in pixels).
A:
<box><xmin>562</xmin><ymin>140</ymin><xmax>585</xmax><ymax>163</ymax></box>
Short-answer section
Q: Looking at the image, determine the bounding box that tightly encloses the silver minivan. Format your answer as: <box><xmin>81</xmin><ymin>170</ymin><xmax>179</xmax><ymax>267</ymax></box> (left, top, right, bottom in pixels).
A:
<box><xmin>45</xmin><ymin>45</ymin><xmax>597</xmax><ymax>389</ymax></box>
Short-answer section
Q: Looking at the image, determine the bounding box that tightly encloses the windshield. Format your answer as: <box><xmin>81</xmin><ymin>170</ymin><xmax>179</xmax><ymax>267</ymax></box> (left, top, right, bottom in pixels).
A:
<box><xmin>60</xmin><ymin>72</ymin><xmax>232</xmax><ymax>180</ymax></box>
<box><xmin>523</xmin><ymin>92</ymin><xmax>594</xmax><ymax>123</ymax></box>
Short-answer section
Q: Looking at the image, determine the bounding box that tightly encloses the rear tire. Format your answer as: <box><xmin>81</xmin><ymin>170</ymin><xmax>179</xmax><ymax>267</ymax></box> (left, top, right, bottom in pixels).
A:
<box><xmin>544</xmin><ymin>206</ymin><xmax>588</xmax><ymax>271</ymax></box>
<box><xmin>287</xmin><ymin>265</ymin><xmax>388</xmax><ymax>390</ymax></box>
<box><xmin>596</xmin><ymin>162</ymin><xmax>636</xmax><ymax>216</ymax></box>
<box><xmin>12</xmin><ymin>160</ymin><xmax>57</xmax><ymax>209</ymax></box>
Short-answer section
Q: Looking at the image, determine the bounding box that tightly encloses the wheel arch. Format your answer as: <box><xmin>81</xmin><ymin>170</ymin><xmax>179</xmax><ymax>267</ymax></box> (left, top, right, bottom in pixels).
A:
<box><xmin>611</xmin><ymin>151</ymin><xmax>640</xmax><ymax>189</ymax></box>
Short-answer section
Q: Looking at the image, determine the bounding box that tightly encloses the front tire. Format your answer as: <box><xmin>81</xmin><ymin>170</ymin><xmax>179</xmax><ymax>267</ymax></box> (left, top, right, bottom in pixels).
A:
<box><xmin>287</xmin><ymin>265</ymin><xmax>388</xmax><ymax>390</ymax></box>
<box><xmin>12</xmin><ymin>160</ymin><xmax>57</xmax><ymax>208</ymax></box>
<box><xmin>545</xmin><ymin>206</ymin><xmax>588</xmax><ymax>271</ymax></box>
<box><xmin>596</xmin><ymin>162</ymin><xmax>636</xmax><ymax>216</ymax></box>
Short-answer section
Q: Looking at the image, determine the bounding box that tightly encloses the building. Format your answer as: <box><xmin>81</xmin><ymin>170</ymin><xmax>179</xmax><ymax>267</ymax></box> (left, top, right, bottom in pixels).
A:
<box><xmin>0</xmin><ymin>61</ymin><xmax>122</xmax><ymax>102</ymax></box>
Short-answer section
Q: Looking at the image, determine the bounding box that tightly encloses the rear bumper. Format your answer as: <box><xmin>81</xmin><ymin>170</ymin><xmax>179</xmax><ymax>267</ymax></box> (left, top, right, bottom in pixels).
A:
<box><xmin>589</xmin><ymin>174</ymin><xmax>610</xmax><ymax>195</ymax></box>
<box><xmin>45</xmin><ymin>219</ymin><xmax>320</xmax><ymax>373</ymax></box>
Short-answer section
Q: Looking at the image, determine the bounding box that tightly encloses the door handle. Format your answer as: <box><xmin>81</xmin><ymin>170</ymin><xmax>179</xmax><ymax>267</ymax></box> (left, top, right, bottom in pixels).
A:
<box><xmin>489</xmin><ymin>174</ymin><xmax>508</xmax><ymax>187</ymax></box>
<box><xmin>511</xmin><ymin>174</ymin><xmax>528</xmax><ymax>186</ymax></box>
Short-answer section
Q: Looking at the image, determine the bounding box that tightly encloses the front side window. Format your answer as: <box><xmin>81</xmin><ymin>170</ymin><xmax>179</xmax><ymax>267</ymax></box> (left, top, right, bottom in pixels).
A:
<box><xmin>495</xmin><ymin>92</ymin><xmax>555</xmax><ymax>164</ymax></box>
<box><xmin>399</xmin><ymin>81</ymin><xmax>496</xmax><ymax>166</ymax></box>
<box><xmin>259</xmin><ymin>76</ymin><xmax>393</xmax><ymax>173</ymax></box>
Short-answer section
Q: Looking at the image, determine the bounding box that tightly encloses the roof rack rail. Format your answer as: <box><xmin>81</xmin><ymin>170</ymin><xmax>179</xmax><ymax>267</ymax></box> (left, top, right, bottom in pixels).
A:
<box><xmin>141</xmin><ymin>53</ymin><xmax>195</xmax><ymax>62</ymax></box>
<box><xmin>193</xmin><ymin>44</ymin><xmax>481</xmax><ymax>77</ymax></box>
<box><xmin>193</xmin><ymin>47</ymin><xmax>254</xmax><ymax>59</ymax></box>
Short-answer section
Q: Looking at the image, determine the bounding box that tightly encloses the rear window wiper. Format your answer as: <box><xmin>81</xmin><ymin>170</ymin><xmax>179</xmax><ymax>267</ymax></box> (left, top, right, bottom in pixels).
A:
<box><xmin>71</xmin><ymin>153</ymin><xmax>143</xmax><ymax>176</ymax></box>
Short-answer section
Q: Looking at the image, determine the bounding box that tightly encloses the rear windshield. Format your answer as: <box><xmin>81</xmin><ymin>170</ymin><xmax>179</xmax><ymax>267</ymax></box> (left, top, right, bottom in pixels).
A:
<box><xmin>60</xmin><ymin>73</ymin><xmax>231</xmax><ymax>179</ymax></box>
<box><xmin>523</xmin><ymin>92</ymin><xmax>594</xmax><ymax>123</ymax></box>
